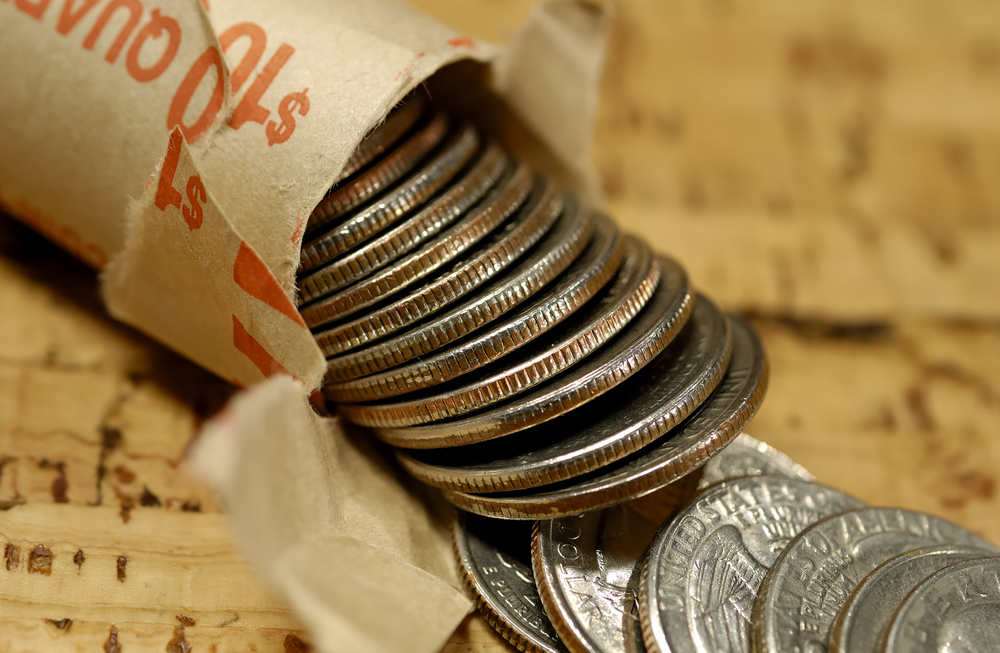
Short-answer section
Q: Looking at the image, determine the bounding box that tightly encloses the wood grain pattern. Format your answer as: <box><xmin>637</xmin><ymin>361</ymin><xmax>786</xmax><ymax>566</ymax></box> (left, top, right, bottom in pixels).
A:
<box><xmin>3</xmin><ymin>1</ymin><xmax>1000</xmax><ymax>651</ymax></box>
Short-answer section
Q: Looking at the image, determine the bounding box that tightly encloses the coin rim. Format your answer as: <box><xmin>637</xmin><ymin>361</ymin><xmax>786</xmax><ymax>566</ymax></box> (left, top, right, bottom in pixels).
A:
<box><xmin>453</xmin><ymin>514</ymin><xmax>567</xmax><ymax>653</ymax></box>
<box><xmin>323</xmin><ymin>194</ymin><xmax>595</xmax><ymax>383</ymax></box>
<box><xmin>300</xmin><ymin>142</ymin><xmax>507</xmax><ymax>299</ymax></box>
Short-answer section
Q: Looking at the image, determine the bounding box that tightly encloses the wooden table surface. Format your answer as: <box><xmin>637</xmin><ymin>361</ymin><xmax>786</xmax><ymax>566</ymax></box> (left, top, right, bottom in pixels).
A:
<box><xmin>3</xmin><ymin>0</ymin><xmax>1000</xmax><ymax>651</ymax></box>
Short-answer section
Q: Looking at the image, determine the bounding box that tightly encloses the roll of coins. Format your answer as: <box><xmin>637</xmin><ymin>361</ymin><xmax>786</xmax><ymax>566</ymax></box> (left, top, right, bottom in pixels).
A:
<box><xmin>299</xmin><ymin>91</ymin><xmax>999</xmax><ymax>652</ymax></box>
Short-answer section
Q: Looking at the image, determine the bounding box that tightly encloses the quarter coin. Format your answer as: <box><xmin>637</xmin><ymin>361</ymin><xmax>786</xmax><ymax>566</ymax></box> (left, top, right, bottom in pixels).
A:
<box><xmin>640</xmin><ymin>477</ymin><xmax>865</xmax><ymax>653</ymax></box>
<box><xmin>307</xmin><ymin>112</ymin><xmax>449</xmax><ymax>234</ymax></box>
<box><xmin>751</xmin><ymin>507</ymin><xmax>999</xmax><ymax>653</ymax></box>
<box><xmin>300</xmin><ymin>142</ymin><xmax>507</xmax><ymax>297</ymax></box>
<box><xmin>334</xmin><ymin>92</ymin><xmax>426</xmax><ymax>185</ymax></box>
<box><xmin>343</xmin><ymin>254</ymin><xmax>699</xmax><ymax>432</ymax></box>
<box><xmin>326</xmin><ymin>232</ymin><xmax>645</xmax><ymax>403</ymax></box>
<box><xmin>301</xmin><ymin>124</ymin><xmax>480</xmax><ymax>271</ymax></box>
<box><xmin>323</xmin><ymin>195</ymin><xmax>599</xmax><ymax>384</ymax></box>
<box><xmin>829</xmin><ymin>545</ymin><xmax>993</xmax><ymax>653</ymax></box>
<box><xmin>395</xmin><ymin>284</ymin><xmax>729</xmax><ymax>488</ymax></box>
<box><xmin>696</xmin><ymin>433</ymin><xmax>814</xmax><ymax>489</ymax></box>
<box><xmin>531</xmin><ymin>488</ymin><xmax>681</xmax><ymax>653</ymax></box>
<box><xmin>454</xmin><ymin>513</ymin><xmax>567</xmax><ymax>653</ymax></box>
<box><xmin>307</xmin><ymin>165</ymin><xmax>550</xmax><ymax>338</ymax></box>
<box><xmin>880</xmin><ymin>556</ymin><xmax>1000</xmax><ymax>653</ymax></box>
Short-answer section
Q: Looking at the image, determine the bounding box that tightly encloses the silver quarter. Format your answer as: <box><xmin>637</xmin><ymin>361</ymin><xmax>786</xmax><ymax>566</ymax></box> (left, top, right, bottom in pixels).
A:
<box><xmin>306</xmin><ymin>113</ymin><xmax>449</xmax><ymax>235</ymax></box>
<box><xmin>328</xmin><ymin>232</ymin><xmax>644</xmax><ymax>404</ymax></box>
<box><xmin>300</xmin><ymin>124</ymin><xmax>479</xmax><ymax>272</ymax></box>
<box><xmin>308</xmin><ymin>166</ymin><xmax>551</xmax><ymax>341</ymax></box>
<box><xmin>350</xmin><ymin>254</ymin><xmax>698</xmax><ymax>435</ymax></box>
<box><xmin>323</xmin><ymin>196</ymin><xmax>599</xmax><ymax>384</ymax></box>
<box><xmin>830</xmin><ymin>545</ymin><xmax>994</xmax><ymax>653</ymax></box>
<box><xmin>751</xmin><ymin>507</ymin><xmax>999</xmax><ymax>653</ymax></box>
<box><xmin>881</xmin><ymin>556</ymin><xmax>1000</xmax><ymax>653</ymax></box>
<box><xmin>430</xmin><ymin>310</ymin><xmax>762</xmax><ymax>521</ymax></box>
<box><xmin>395</xmin><ymin>284</ymin><xmax>729</xmax><ymax>489</ymax></box>
<box><xmin>300</xmin><ymin>142</ymin><xmax>507</xmax><ymax>297</ymax></box>
<box><xmin>381</xmin><ymin>281</ymin><xmax>706</xmax><ymax>452</ymax></box>
<box><xmin>640</xmin><ymin>477</ymin><xmax>865</xmax><ymax>653</ymax></box>
<box><xmin>333</xmin><ymin>92</ymin><xmax>426</xmax><ymax>185</ymax></box>
<box><xmin>696</xmin><ymin>433</ymin><xmax>814</xmax><ymax>489</ymax></box>
<box><xmin>532</xmin><ymin>488</ymin><xmax>682</xmax><ymax>653</ymax></box>
<box><xmin>454</xmin><ymin>513</ymin><xmax>567</xmax><ymax>653</ymax></box>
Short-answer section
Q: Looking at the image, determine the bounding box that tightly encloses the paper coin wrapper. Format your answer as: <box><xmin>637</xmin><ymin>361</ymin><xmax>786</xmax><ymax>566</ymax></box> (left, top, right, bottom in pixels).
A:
<box><xmin>0</xmin><ymin>1</ymin><xmax>609</xmax><ymax>651</ymax></box>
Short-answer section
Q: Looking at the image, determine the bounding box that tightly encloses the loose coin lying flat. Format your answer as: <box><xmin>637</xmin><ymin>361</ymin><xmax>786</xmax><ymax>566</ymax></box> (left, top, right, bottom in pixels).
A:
<box><xmin>300</xmin><ymin>142</ymin><xmax>507</xmax><ymax>298</ymax></box>
<box><xmin>307</xmin><ymin>113</ymin><xmax>449</xmax><ymax>234</ymax></box>
<box><xmin>829</xmin><ymin>545</ymin><xmax>993</xmax><ymax>653</ymax></box>
<box><xmin>323</xmin><ymin>197</ymin><xmax>600</xmax><ymax>383</ymax></box>
<box><xmin>301</xmin><ymin>124</ymin><xmax>480</xmax><ymax>271</ymax></box>
<box><xmin>354</xmin><ymin>257</ymin><xmax>698</xmax><ymax>438</ymax></box>
<box><xmin>395</xmin><ymin>282</ymin><xmax>726</xmax><ymax>486</ymax></box>
<box><xmin>309</xmin><ymin>168</ymin><xmax>552</xmax><ymax>344</ymax></box>
<box><xmin>881</xmin><ymin>556</ymin><xmax>1000</xmax><ymax>653</ymax></box>
<box><xmin>454</xmin><ymin>514</ymin><xmax>567</xmax><ymax>653</ymax></box>
<box><xmin>532</xmin><ymin>488</ymin><xmax>680</xmax><ymax>653</ymax></box>
<box><xmin>329</xmin><ymin>234</ymin><xmax>647</xmax><ymax>403</ymax></box>
<box><xmin>640</xmin><ymin>477</ymin><xmax>865</xmax><ymax>653</ymax></box>
<box><xmin>696</xmin><ymin>432</ymin><xmax>814</xmax><ymax>489</ymax></box>
<box><xmin>333</xmin><ymin>92</ymin><xmax>426</xmax><ymax>185</ymax></box>
<box><xmin>434</xmin><ymin>313</ymin><xmax>761</xmax><ymax>518</ymax></box>
<box><xmin>751</xmin><ymin>507</ymin><xmax>999</xmax><ymax>653</ymax></box>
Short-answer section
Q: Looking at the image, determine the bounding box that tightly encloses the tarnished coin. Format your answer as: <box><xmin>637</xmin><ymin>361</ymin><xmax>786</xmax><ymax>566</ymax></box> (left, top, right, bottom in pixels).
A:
<box><xmin>880</xmin><ymin>556</ymin><xmax>1000</xmax><ymax>653</ymax></box>
<box><xmin>334</xmin><ymin>92</ymin><xmax>426</xmax><ymax>185</ymax></box>
<box><xmin>300</xmin><ymin>124</ymin><xmax>480</xmax><ymax>271</ymax></box>
<box><xmin>308</xmin><ymin>166</ymin><xmax>551</xmax><ymax>340</ymax></box>
<box><xmin>532</xmin><ymin>488</ymin><xmax>682</xmax><ymax>653</ymax></box>
<box><xmin>640</xmin><ymin>477</ymin><xmax>865</xmax><ymax>653</ymax></box>
<box><xmin>300</xmin><ymin>142</ymin><xmax>507</xmax><ymax>298</ymax></box>
<box><xmin>431</xmin><ymin>312</ymin><xmax>762</xmax><ymax>519</ymax></box>
<box><xmin>395</xmin><ymin>286</ymin><xmax>731</xmax><ymax>489</ymax></box>
<box><xmin>307</xmin><ymin>113</ymin><xmax>449</xmax><ymax>234</ymax></box>
<box><xmin>323</xmin><ymin>196</ymin><xmax>600</xmax><ymax>384</ymax></box>
<box><xmin>454</xmin><ymin>514</ymin><xmax>567</xmax><ymax>653</ymax></box>
<box><xmin>327</xmin><ymin>234</ymin><xmax>646</xmax><ymax>403</ymax></box>
<box><xmin>751</xmin><ymin>507</ymin><xmax>999</xmax><ymax>653</ymax></box>
<box><xmin>697</xmin><ymin>433</ymin><xmax>814</xmax><ymax>489</ymax></box>
<box><xmin>829</xmin><ymin>545</ymin><xmax>993</xmax><ymax>653</ymax></box>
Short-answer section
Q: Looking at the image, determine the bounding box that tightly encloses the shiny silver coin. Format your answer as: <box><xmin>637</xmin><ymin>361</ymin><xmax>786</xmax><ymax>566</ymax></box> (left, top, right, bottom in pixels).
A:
<box><xmin>334</xmin><ymin>92</ymin><xmax>426</xmax><ymax>185</ymax></box>
<box><xmin>431</xmin><ymin>310</ymin><xmax>760</xmax><ymax>522</ymax></box>
<box><xmin>306</xmin><ymin>113</ymin><xmax>449</xmax><ymax>235</ymax></box>
<box><xmin>340</xmin><ymin>230</ymin><xmax>679</xmax><ymax>431</ymax></box>
<box><xmin>696</xmin><ymin>433</ymin><xmax>814</xmax><ymax>489</ymax></box>
<box><xmin>308</xmin><ymin>166</ymin><xmax>551</xmax><ymax>340</ymax></box>
<box><xmin>301</xmin><ymin>124</ymin><xmax>479</xmax><ymax>272</ymax></box>
<box><xmin>348</xmin><ymin>253</ymin><xmax>698</xmax><ymax>436</ymax></box>
<box><xmin>328</xmin><ymin>231</ymin><xmax>644</xmax><ymax>404</ymax></box>
<box><xmin>300</xmin><ymin>142</ymin><xmax>507</xmax><ymax>298</ymax></box>
<box><xmin>640</xmin><ymin>477</ymin><xmax>865</xmax><ymax>653</ymax></box>
<box><xmin>454</xmin><ymin>514</ymin><xmax>567</xmax><ymax>653</ymax></box>
<box><xmin>395</xmin><ymin>284</ymin><xmax>729</xmax><ymax>489</ymax></box>
<box><xmin>532</xmin><ymin>487</ymin><xmax>681</xmax><ymax>653</ymax></box>
<box><xmin>830</xmin><ymin>545</ymin><xmax>994</xmax><ymax>653</ymax></box>
<box><xmin>751</xmin><ymin>507</ymin><xmax>999</xmax><ymax>653</ymax></box>
<box><xmin>370</xmin><ymin>262</ymin><xmax>693</xmax><ymax>449</ymax></box>
<box><xmin>323</xmin><ymin>196</ymin><xmax>600</xmax><ymax>384</ymax></box>
<box><xmin>880</xmin><ymin>556</ymin><xmax>1000</xmax><ymax>653</ymax></box>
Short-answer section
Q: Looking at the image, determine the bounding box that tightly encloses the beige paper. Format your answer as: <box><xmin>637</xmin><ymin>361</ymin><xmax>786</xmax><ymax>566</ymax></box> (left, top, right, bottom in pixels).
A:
<box><xmin>190</xmin><ymin>376</ymin><xmax>470</xmax><ymax>653</ymax></box>
<box><xmin>0</xmin><ymin>1</ymin><xmax>611</xmax><ymax>652</ymax></box>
